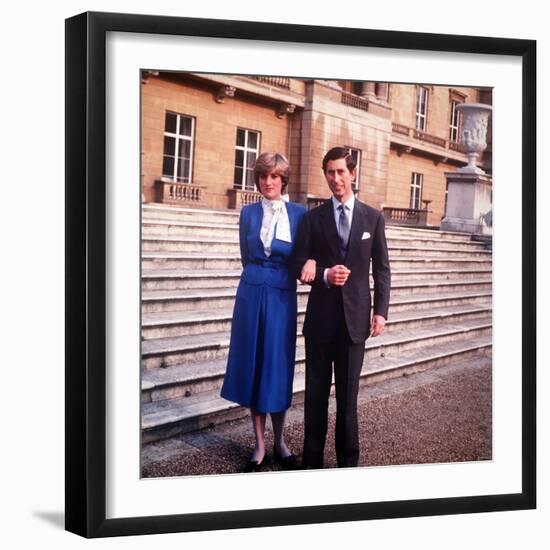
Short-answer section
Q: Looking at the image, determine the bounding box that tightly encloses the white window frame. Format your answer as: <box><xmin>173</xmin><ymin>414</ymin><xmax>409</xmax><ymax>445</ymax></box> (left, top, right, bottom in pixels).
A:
<box><xmin>449</xmin><ymin>99</ymin><xmax>463</xmax><ymax>142</ymax></box>
<box><xmin>234</xmin><ymin>128</ymin><xmax>261</xmax><ymax>191</ymax></box>
<box><xmin>345</xmin><ymin>146</ymin><xmax>362</xmax><ymax>191</ymax></box>
<box><xmin>410</xmin><ymin>172</ymin><xmax>423</xmax><ymax>210</ymax></box>
<box><xmin>415</xmin><ymin>86</ymin><xmax>429</xmax><ymax>131</ymax></box>
<box><xmin>162</xmin><ymin>112</ymin><xmax>195</xmax><ymax>183</ymax></box>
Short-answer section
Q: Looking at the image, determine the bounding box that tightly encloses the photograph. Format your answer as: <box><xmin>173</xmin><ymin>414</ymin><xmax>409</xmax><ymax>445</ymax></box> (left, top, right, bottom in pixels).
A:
<box><xmin>3</xmin><ymin>0</ymin><xmax>546</xmax><ymax>546</ymax></box>
<box><xmin>139</xmin><ymin>71</ymin><xmax>494</xmax><ymax>478</ymax></box>
<box><xmin>64</xmin><ymin>10</ymin><xmax>536</xmax><ymax>537</ymax></box>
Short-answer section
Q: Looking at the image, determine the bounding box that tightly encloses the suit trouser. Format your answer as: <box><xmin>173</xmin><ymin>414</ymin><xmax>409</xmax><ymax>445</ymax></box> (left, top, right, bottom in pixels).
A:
<box><xmin>302</xmin><ymin>318</ymin><xmax>366</xmax><ymax>468</ymax></box>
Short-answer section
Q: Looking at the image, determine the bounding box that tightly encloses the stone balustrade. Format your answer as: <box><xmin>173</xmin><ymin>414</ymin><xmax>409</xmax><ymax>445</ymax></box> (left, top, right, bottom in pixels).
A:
<box><xmin>155</xmin><ymin>180</ymin><xmax>205</xmax><ymax>206</ymax></box>
<box><xmin>383</xmin><ymin>206</ymin><xmax>429</xmax><ymax>227</ymax></box>
<box><xmin>227</xmin><ymin>188</ymin><xmax>262</xmax><ymax>209</ymax></box>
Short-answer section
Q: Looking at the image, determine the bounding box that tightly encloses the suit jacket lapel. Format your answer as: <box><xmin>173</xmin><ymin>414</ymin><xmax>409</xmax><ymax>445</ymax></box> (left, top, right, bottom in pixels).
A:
<box><xmin>320</xmin><ymin>200</ymin><xmax>342</xmax><ymax>262</ymax></box>
<box><xmin>346</xmin><ymin>200</ymin><xmax>367</xmax><ymax>262</ymax></box>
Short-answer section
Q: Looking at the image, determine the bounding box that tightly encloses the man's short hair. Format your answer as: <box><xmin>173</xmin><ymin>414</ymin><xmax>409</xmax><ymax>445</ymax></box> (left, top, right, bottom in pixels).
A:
<box><xmin>254</xmin><ymin>152</ymin><xmax>290</xmax><ymax>191</ymax></box>
<box><xmin>322</xmin><ymin>147</ymin><xmax>356</xmax><ymax>173</ymax></box>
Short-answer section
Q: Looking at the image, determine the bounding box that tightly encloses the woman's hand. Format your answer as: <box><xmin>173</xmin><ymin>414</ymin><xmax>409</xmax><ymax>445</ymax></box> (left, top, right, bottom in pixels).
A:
<box><xmin>300</xmin><ymin>259</ymin><xmax>316</xmax><ymax>284</ymax></box>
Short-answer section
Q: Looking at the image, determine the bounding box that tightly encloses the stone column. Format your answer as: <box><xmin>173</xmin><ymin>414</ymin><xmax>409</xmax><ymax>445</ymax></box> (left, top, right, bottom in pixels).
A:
<box><xmin>375</xmin><ymin>82</ymin><xmax>389</xmax><ymax>102</ymax></box>
<box><xmin>358</xmin><ymin>82</ymin><xmax>376</xmax><ymax>99</ymax></box>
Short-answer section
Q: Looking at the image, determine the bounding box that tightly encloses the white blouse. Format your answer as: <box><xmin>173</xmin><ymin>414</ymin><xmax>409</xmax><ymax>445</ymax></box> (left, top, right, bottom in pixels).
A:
<box><xmin>259</xmin><ymin>197</ymin><xmax>291</xmax><ymax>256</ymax></box>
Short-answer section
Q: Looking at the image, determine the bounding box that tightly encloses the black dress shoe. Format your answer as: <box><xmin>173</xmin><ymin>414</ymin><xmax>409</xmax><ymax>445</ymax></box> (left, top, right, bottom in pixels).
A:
<box><xmin>273</xmin><ymin>447</ymin><xmax>299</xmax><ymax>470</ymax></box>
<box><xmin>242</xmin><ymin>453</ymin><xmax>269</xmax><ymax>473</ymax></box>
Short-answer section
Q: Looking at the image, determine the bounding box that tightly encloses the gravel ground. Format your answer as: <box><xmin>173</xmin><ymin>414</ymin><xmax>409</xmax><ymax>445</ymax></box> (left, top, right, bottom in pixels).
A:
<box><xmin>142</xmin><ymin>357</ymin><xmax>492</xmax><ymax>477</ymax></box>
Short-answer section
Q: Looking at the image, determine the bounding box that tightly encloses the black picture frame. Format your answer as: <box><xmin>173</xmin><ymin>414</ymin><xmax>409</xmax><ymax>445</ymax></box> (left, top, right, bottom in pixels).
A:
<box><xmin>65</xmin><ymin>11</ymin><xmax>536</xmax><ymax>538</ymax></box>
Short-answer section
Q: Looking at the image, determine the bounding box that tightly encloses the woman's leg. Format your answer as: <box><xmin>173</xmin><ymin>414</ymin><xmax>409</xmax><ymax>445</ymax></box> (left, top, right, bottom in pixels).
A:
<box><xmin>271</xmin><ymin>411</ymin><xmax>292</xmax><ymax>457</ymax></box>
<box><xmin>250</xmin><ymin>409</ymin><xmax>267</xmax><ymax>462</ymax></box>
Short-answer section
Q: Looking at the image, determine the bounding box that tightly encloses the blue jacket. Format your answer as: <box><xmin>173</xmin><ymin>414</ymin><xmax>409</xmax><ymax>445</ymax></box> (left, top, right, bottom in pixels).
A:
<box><xmin>239</xmin><ymin>201</ymin><xmax>307</xmax><ymax>290</ymax></box>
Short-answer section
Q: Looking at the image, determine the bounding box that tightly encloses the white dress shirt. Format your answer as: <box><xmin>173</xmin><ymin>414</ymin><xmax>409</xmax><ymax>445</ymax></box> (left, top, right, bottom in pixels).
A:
<box><xmin>323</xmin><ymin>194</ymin><xmax>356</xmax><ymax>285</ymax></box>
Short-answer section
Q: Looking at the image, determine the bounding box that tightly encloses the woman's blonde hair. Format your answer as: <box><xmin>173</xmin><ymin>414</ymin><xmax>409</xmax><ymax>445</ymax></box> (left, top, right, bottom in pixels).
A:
<box><xmin>254</xmin><ymin>152</ymin><xmax>290</xmax><ymax>191</ymax></box>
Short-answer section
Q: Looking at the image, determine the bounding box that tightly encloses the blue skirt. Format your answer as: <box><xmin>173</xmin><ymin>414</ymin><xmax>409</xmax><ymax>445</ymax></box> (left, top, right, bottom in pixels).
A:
<box><xmin>221</xmin><ymin>280</ymin><xmax>297</xmax><ymax>413</ymax></box>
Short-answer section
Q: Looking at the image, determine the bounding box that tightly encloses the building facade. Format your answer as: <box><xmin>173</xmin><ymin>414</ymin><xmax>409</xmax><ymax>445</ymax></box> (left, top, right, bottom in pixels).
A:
<box><xmin>141</xmin><ymin>71</ymin><xmax>492</xmax><ymax>227</ymax></box>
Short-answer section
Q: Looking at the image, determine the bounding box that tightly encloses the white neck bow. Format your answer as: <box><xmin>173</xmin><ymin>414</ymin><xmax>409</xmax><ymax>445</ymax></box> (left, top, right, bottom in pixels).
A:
<box><xmin>260</xmin><ymin>198</ymin><xmax>292</xmax><ymax>255</ymax></box>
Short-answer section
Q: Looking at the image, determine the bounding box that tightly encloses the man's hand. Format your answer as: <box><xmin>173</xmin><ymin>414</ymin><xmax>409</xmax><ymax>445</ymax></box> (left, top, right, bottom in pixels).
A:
<box><xmin>370</xmin><ymin>314</ymin><xmax>386</xmax><ymax>337</ymax></box>
<box><xmin>300</xmin><ymin>259</ymin><xmax>316</xmax><ymax>284</ymax></box>
<box><xmin>327</xmin><ymin>265</ymin><xmax>351</xmax><ymax>286</ymax></box>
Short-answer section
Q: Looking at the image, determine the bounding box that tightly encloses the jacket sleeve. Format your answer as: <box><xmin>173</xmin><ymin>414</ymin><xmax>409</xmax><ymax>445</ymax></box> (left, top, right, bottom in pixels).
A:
<box><xmin>238</xmin><ymin>207</ymin><xmax>249</xmax><ymax>268</ymax></box>
<box><xmin>290</xmin><ymin>209</ymin><xmax>311</xmax><ymax>281</ymax></box>
<box><xmin>371</xmin><ymin>212</ymin><xmax>391</xmax><ymax>318</ymax></box>
<box><xmin>290</xmin><ymin>209</ymin><xmax>330</xmax><ymax>288</ymax></box>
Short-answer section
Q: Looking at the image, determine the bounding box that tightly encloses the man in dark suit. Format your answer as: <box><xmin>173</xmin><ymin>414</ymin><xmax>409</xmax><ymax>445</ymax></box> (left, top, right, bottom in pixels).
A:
<box><xmin>293</xmin><ymin>146</ymin><xmax>391</xmax><ymax>468</ymax></box>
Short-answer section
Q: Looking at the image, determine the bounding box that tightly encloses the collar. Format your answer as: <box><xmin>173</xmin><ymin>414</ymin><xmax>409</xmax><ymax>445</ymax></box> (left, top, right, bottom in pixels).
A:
<box><xmin>331</xmin><ymin>193</ymin><xmax>355</xmax><ymax>212</ymax></box>
<box><xmin>261</xmin><ymin>197</ymin><xmax>284</xmax><ymax>211</ymax></box>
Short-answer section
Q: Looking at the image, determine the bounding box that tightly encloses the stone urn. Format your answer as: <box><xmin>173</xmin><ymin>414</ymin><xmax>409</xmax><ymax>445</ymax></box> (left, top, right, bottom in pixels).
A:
<box><xmin>456</xmin><ymin>103</ymin><xmax>492</xmax><ymax>174</ymax></box>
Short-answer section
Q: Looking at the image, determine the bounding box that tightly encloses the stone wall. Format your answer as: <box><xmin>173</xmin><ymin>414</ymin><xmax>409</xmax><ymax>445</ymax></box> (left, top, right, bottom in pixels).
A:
<box><xmin>141</xmin><ymin>75</ymin><xmax>490</xmax><ymax>220</ymax></box>
<box><xmin>141</xmin><ymin>74</ymin><xmax>290</xmax><ymax>209</ymax></box>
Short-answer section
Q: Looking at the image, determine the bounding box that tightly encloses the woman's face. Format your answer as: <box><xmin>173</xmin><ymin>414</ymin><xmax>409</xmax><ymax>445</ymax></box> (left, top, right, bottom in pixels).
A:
<box><xmin>258</xmin><ymin>170</ymin><xmax>283</xmax><ymax>201</ymax></box>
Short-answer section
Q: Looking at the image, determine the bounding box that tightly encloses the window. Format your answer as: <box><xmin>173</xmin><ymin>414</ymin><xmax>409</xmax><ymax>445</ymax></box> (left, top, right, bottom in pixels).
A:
<box><xmin>410</xmin><ymin>172</ymin><xmax>423</xmax><ymax>209</ymax></box>
<box><xmin>162</xmin><ymin>112</ymin><xmax>195</xmax><ymax>183</ymax></box>
<box><xmin>345</xmin><ymin>146</ymin><xmax>362</xmax><ymax>191</ymax></box>
<box><xmin>415</xmin><ymin>86</ymin><xmax>429</xmax><ymax>131</ymax></box>
<box><xmin>449</xmin><ymin>99</ymin><xmax>463</xmax><ymax>142</ymax></box>
<box><xmin>234</xmin><ymin>128</ymin><xmax>261</xmax><ymax>190</ymax></box>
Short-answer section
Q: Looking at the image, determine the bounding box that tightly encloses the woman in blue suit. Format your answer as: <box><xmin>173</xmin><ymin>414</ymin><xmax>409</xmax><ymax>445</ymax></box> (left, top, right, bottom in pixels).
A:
<box><xmin>221</xmin><ymin>152</ymin><xmax>315</xmax><ymax>472</ymax></box>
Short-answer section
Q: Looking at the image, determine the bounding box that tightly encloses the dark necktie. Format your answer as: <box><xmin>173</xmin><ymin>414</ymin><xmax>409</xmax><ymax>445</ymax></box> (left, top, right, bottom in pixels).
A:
<box><xmin>338</xmin><ymin>204</ymin><xmax>350</xmax><ymax>254</ymax></box>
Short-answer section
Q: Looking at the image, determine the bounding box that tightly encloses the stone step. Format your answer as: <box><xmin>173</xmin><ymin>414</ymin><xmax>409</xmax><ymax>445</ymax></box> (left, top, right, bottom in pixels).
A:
<box><xmin>141</xmin><ymin>252</ymin><xmax>492</xmax><ymax>271</ymax></box>
<box><xmin>142</xmin><ymin>207</ymin><xmax>476</xmax><ymax>241</ymax></box>
<box><xmin>141</xmin><ymin>313</ymin><xmax>492</xmax><ymax>369</ymax></box>
<box><xmin>384</xmin><ymin>224</ymin><xmax>475</xmax><ymax>242</ymax></box>
<box><xmin>140</xmin><ymin>277</ymin><xmax>492</xmax><ymax>317</ymax></box>
<box><xmin>142</xmin><ymin>220</ymin><xmax>241</xmax><ymax>239</ymax></box>
<box><xmin>142</xmin><ymin>235</ymin><xmax>240</xmax><ymax>254</ymax></box>
<box><xmin>141</xmin><ymin>283</ymin><xmax>491</xmax><ymax>314</ymax></box>
<box><xmin>142</xmin><ymin>269</ymin><xmax>243</xmax><ymax>290</ymax></box>
<box><xmin>141</xmin><ymin>267</ymin><xmax>492</xmax><ymax>291</ymax></box>
<box><xmin>142</xmin><ymin>218</ymin><xmax>477</xmax><ymax>244</ymax></box>
<box><xmin>142</xmin><ymin>204</ymin><xmax>240</xmax><ymax>224</ymax></box>
<box><xmin>143</xmin><ymin>204</ymin><xmax>474</xmax><ymax>237</ymax></box>
<box><xmin>142</xmin><ymin>298</ymin><xmax>490</xmax><ymax>346</ymax></box>
<box><xmin>141</xmin><ymin>235</ymin><xmax>240</xmax><ymax>256</ymax></box>
<box><xmin>388</xmin><ymin>245</ymin><xmax>491</xmax><ymax>259</ymax></box>
<box><xmin>142</xmin><ymin>252</ymin><xmax>242</xmax><ymax>271</ymax></box>
<box><xmin>142</xmin><ymin>286</ymin><xmax>304</xmax><ymax>314</ymax></box>
<box><xmin>141</xmin><ymin>234</ymin><xmax>489</xmax><ymax>254</ymax></box>
<box><xmin>141</xmin><ymin>335</ymin><xmax>492</xmax><ymax>442</ymax></box>
<box><xmin>142</xmin><ymin>320</ymin><xmax>492</xmax><ymax>400</ymax></box>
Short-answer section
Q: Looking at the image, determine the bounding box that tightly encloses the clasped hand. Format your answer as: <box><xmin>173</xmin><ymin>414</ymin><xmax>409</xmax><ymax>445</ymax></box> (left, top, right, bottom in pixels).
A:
<box><xmin>327</xmin><ymin>264</ymin><xmax>350</xmax><ymax>286</ymax></box>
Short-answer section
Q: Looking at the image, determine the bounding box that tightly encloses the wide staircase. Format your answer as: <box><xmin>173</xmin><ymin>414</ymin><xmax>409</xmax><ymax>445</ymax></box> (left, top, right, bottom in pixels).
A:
<box><xmin>141</xmin><ymin>204</ymin><xmax>493</xmax><ymax>445</ymax></box>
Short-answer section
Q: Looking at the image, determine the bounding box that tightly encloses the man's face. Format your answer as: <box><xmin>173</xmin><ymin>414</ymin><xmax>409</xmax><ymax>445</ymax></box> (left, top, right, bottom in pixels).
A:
<box><xmin>324</xmin><ymin>158</ymin><xmax>356</xmax><ymax>203</ymax></box>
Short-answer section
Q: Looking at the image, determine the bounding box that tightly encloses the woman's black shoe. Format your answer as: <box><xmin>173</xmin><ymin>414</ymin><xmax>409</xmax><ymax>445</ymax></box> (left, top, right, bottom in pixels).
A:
<box><xmin>273</xmin><ymin>447</ymin><xmax>299</xmax><ymax>470</ymax></box>
<box><xmin>242</xmin><ymin>453</ymin><xmax>269</xmax><ymax>473</ymax></box>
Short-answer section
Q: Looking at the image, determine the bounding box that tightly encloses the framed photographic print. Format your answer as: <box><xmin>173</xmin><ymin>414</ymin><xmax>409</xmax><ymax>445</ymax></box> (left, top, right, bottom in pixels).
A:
<box><xmin>65</xmin><ymin>11</ymin><xmax>536</xmax><ymax>538</ymax></box>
